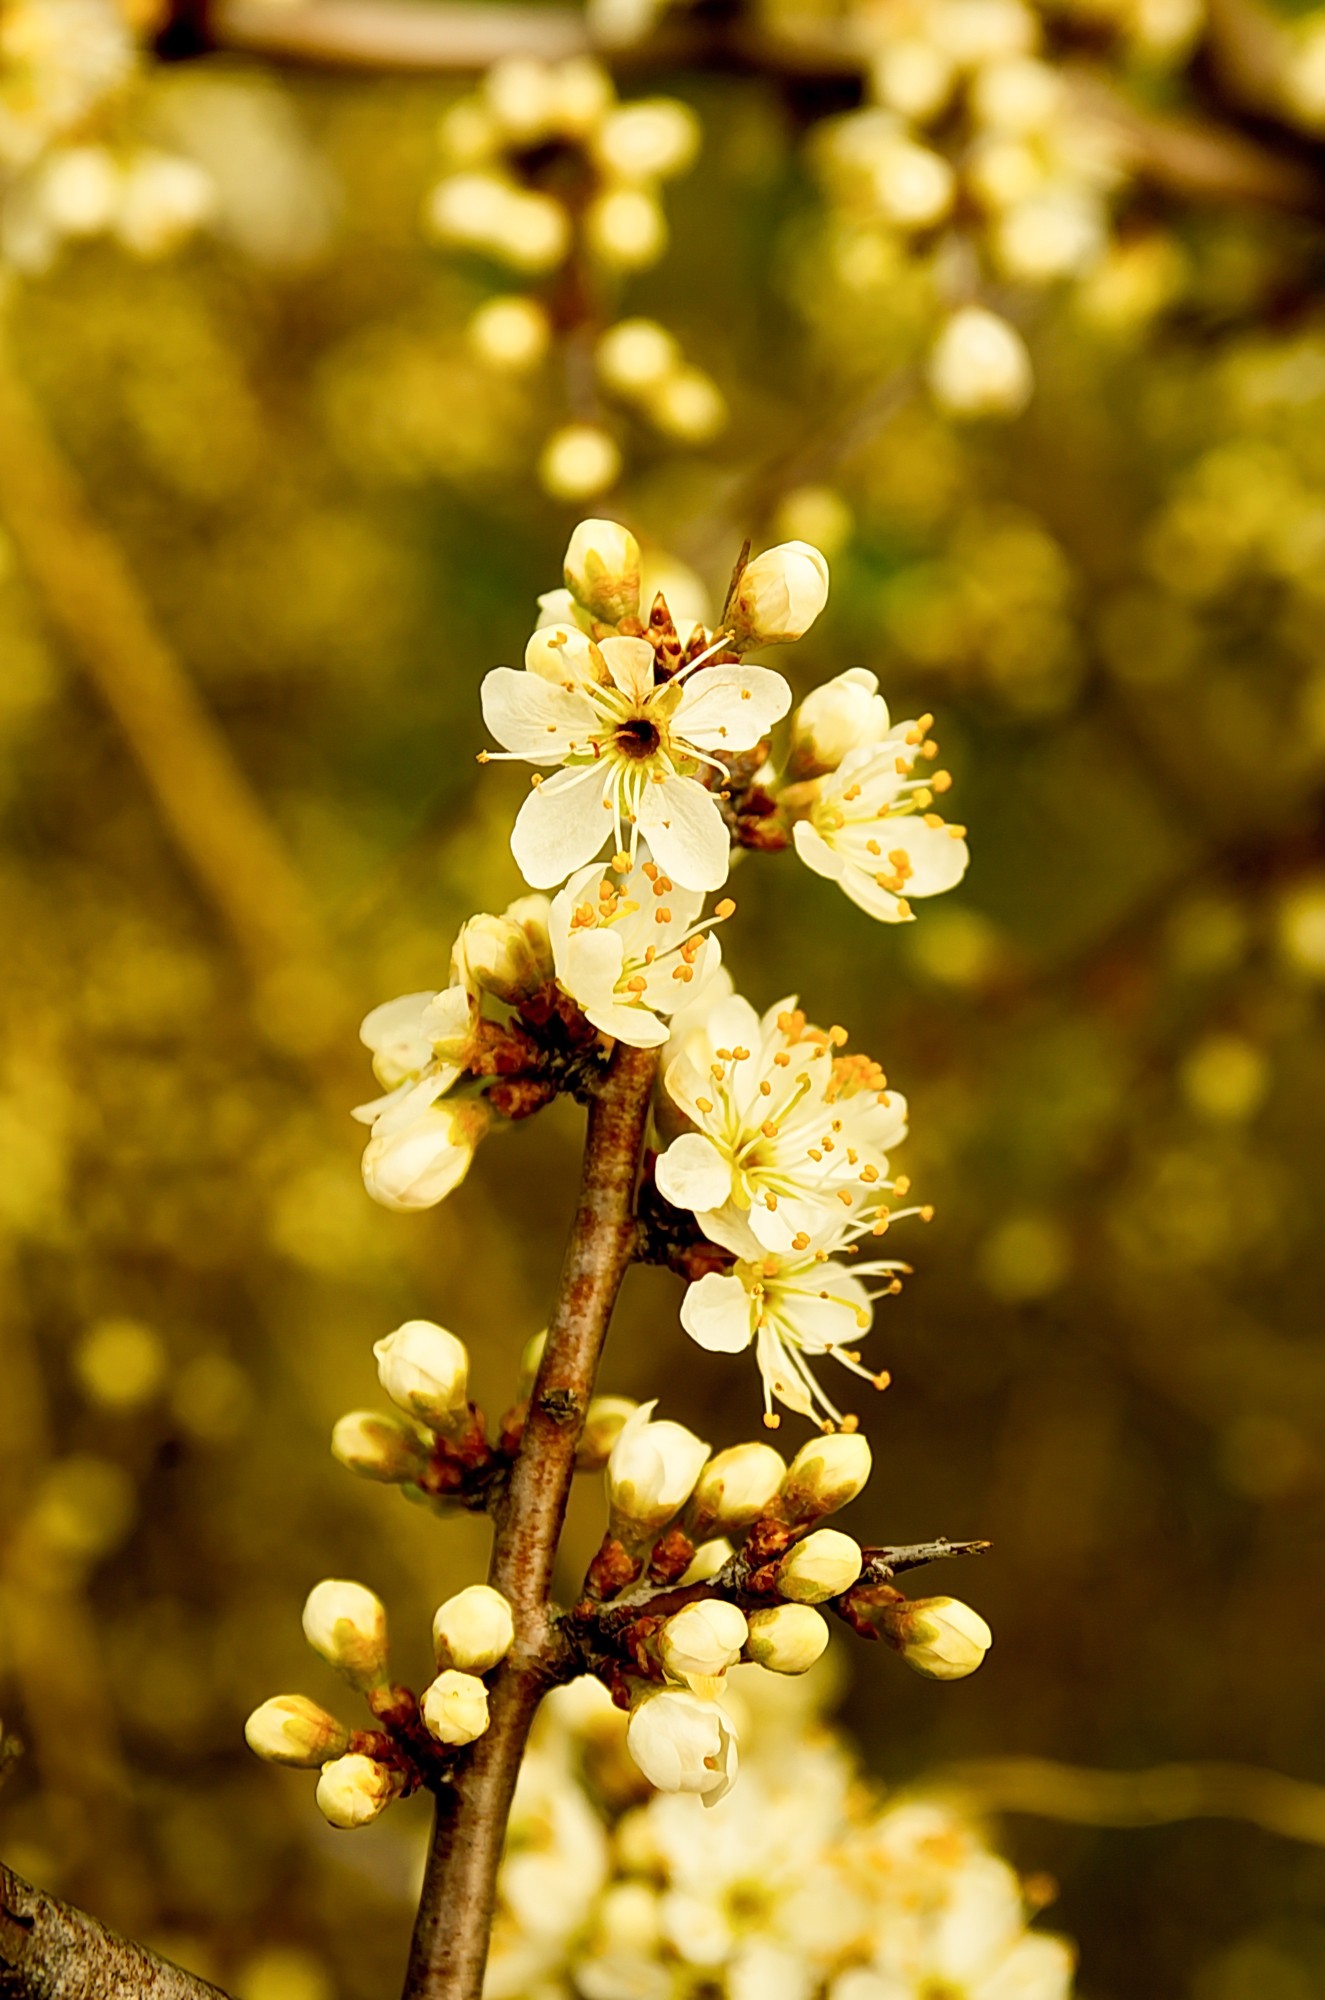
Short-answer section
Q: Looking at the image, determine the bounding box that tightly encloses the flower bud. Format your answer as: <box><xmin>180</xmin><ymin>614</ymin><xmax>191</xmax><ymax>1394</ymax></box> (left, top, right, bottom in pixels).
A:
<box><xmin>776</xmin><ymin>1529</ymin><xmax>862</xmax><ymax>1604</ymax></box>
<box><xmin>314</xmin><ymin>1752</ymin><xmax>403</xmax><ymax>1829</ymax></box>
<box><xmin>680</xmin><ymin>1536</ymin><xmax>734</xmax><ymax>1584</ymax></box>
<box><xmin>607</xmin><ymin>1400</ymin><xmax>710</xmax><ymax>1543</ymax></box>
<box><xmin>373</xmin><ymin>1320</ymin><xmax>470</xmax><ymax>1435</ymax></box>
<box><xmin>432</xmin><ymin>1585</ymin><xmax>515</xmax><ymax>1674</ymax></box>
<box><xmin>879</xmin><ymin>1596</ymin><xmax>993</xmax><ymax>1681</ymax></box>
<box><xmin>744</xmin><ymin>1603</ymin><xmax>829</xmax><ymax>1675</ymax></box>
<box><xmin>927</xmin><ymin>306</ymin><xmax>1032</xmax><ymax>419</ymax></box>
<box><xmin>302</xmin><ymin>1580</ymin><xmax>389</xmax><ymax>1691</ymax></box>
<box><xmin>576</xmin><ymin>1394</ymin><xmax>639</xmax><ymax>1472</ymax></box>
<box><xmin>657</xmin><ymin>1599</ymin><xmax>748</xmax><ymax>1690</ymax></box>
<box><xmin>421</xmin><ymin>1668</ymin><xmax>491</xmax><ymax>1746</ymax></box>
<box><xmin>563</xmin><ymin>518</ymin><xmax>641</xmax><ymax>624</ymax></box>
<box><xmin>625</xmin><ymin>1687</ymin><xmax>738</xmax><ymax>1805</ymax></box>
<box><xmin>689</xmin><ymin>1442</ymin><xmax>786</xmax><ymax>1539</ymax></box>
<box><xmin>779</xmin><ymin>1432</ymin><xmax>873</xmax><ymax>1525</ymax></box>
<box><xmin>361</xmin><ymin>1099</ymin><xmax>489</xmax><ymax>1212</ymax></box>
<box><xmin>539</xmin><ymin>425</ymin><xmax>621</xmax><ymax>502</ymax></box>
<box><xmin>454</xmin><ymin>908</ymin><xmax>551</xmax><ymax>1003</ymax></box>
<box><xmin>789</xmin><ymin>669</ymin><xmax>891</xmax><ymax>778</ymax></box>
<box><xmin>244</xmin><ymin>1694</ymin><xmax>351</xmax><ymax>1767</ymax></box>
<box><xmin>331</xmin><ymin>1409</ymin><xmax>432</xmax><ymax>1485</ymax></box>
<box><xmin>730</xmin><ymin>540</ymin><xmax>829</xmax><ymax>648</ymax></box>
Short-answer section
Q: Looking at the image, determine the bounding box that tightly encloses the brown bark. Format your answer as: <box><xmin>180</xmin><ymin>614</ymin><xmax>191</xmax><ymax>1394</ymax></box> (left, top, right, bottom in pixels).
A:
<box><xmin>0</xmin><ymin>1862</ymin><xmax>230</xmax><ymax>2000</ymax></box>
<box><xmin>400</xmin><ymin>1040</ymin><xmax>660</xmax><ymax>2000</ymax></box>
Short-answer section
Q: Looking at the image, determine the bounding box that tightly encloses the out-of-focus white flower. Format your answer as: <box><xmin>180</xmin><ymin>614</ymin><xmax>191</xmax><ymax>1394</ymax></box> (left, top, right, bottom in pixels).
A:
<box><xmin>426</xmin><ymin>171</ymin><xmax>570</xmax><ymax>271</ymax></box>
<box><xmin>586</xmin><ymin>183</ymin><xmax>667</xmax><ymax>269</ymax></box>
<box><xmin>564</xmin><ymin>517</ymin><xmax>642</xmax><ymax>624</ymax></box>
<box><xmin>480</xmin><ymin>629</ymin><xmax>790</xmax><ymax>891</ymax></box>
<box><xmin>789</xmin><ymin>731</ymin><xmax>970</xmax><ymax>925</ymax></box>
<box><xmin>422</xmin><ymin>1667</ymin><xmax>492</xmax><ymax>1745</ymax></box>
<box><xmin>744</xmin><ymin>1603</ymin><xmax>830</xmax><ymax>1675</ymax></box>
<box><xmin>469</xmin><ymin>293</ymin><xmax>551</xmax><ymax>372</ymax></box>
<box><xmin>331</xmin><ymin>1409</ymin><xmax>432</xmax><ymax>1484</ymax></box>
<box><xmin>657</xmin><ymin>992</ymin><xmax>906</xmax><ymax>1254</ymax></box>
<box><xmin>114</xmin><ymin>149</ymin><xmax>214</xmax><ymax>258</ymax></box>
<box><xmin>301</xmin><ymin>1580</ymin><xmax>389</xmax><ymax>1691</ymax></box>
<box><xmin>880</xmin><ymin>1595</ymin><xmax>993</xmax><ymax>1680</ymax></box>
<box><xmin>244</xmin><ymin>1694</ymin><xmax>350</xmax><ymax>1767</ymax></box>
<box><xmin>928</xmin><ymin>306</ymin><xmax>1033</xmax><ymax>418</ymax></box>
<box><xmin>607</xmin><ymin>1400</ymin><xmax>710</xmax><ymax>1541</ymax></box>
<box><xmin>373</xmin><ymin>1320</ymin><xmax>470</xmax><ymax>1433</ymax></box>
<box><xmin>593</xmin><ymin>99</ymin><xmax>700</xmax><ymax>181</ymax></box>
<box><xmin>314</xmin><ymin>1752</ymin><xmax>403</xmax><ymax>1829</ymax></box>
<box><xmin>432</xmin><ymin>1585</ymin><xmax>515</xmax><ymax>1674</ymax></box>
<box><xmin>689</xmin><ymin>1440</ymin><xmax>786</xmax><ymax>1537</ymax></box>
<box><xmin>789</xmin><ymin>668</ymin><xmax>892</xmax><ymax>779</ymax></box>
<box><xmin>539</xmin><ymin>423</ymin><xmax>622</xmax><ymax>500</ymax></box>
<box><xmin>729</xmin><ymin>541</ymin><xmax>830</xmax><ymax>649</ymax></box>
<box><xmin>776</xmin><ymin>1529</ymin><xmax>863</xmax><ymax>1604</ymax></box>
<box><xmin>596</xmin><ymin>317</ymin><xmax>681</xmax><ymax>396</ymax></box>
<box><xmin>550</xmin><ymin>855</ymin><xmax>730</xmax><ymax>1047</ymax></box>
<box><xmin>658</xmin><ymin>1599</ymin><xmax>749</xmax><ymax>1689</ymax></box>
<box><xmin>626</xmin><ymin>1687</ymin><xmax>738</xmax><ymax>1804</ymax></box>
<box><xmin>780</xmin><ymin>1431</ymin><xmax>872</xmax><ymax>1523</ymax></box>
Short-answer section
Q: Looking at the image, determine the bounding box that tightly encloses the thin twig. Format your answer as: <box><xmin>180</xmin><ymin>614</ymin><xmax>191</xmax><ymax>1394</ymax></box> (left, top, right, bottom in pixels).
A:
<box><xmin>0</xmin><ymin>1860</ymin><xmax>231</xmax><ymax>2000</ymax></box>
<box><xmin>934</xmin><ymin>1757</ymin><xmax>1325</xmax><ymax>1846</ymax></box>
<box><xmin>400</xmin><ymin>1041</ymin><xmax>660</xmax><ymax>2000</ymax></box>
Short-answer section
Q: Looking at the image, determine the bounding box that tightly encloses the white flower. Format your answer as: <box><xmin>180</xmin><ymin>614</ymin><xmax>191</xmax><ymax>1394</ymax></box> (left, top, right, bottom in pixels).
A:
<box><xmin>689</xmin><ymin>1441</ymin><xmax>787</xmax><ymax>1537</ymax></box>
<box><xmin>564</xmin><ymin>517</ymin><xmax>641</xmax><ymax>623</ymax></box>
<box><xmin>776</xmin><ymin>1528</ymin><xmax>862</xmax><ymax>1604</ymax></box>
<box><xmin>744</xmin><ymin>1603</ymin><xmax>830</xmax><ymax>1675</ymax></box>
<box><xmin>301</xmin><ymin>1580</ymin><xmax>389</xmax><ymax>1691</ymax></box>
<box><xmin>374</xmin><ymin>1319</ymin><xmax>470</xmax><ymax>1433</ymax></box>
<box><xmin>658</xmin><ymin>1599</ymin><xmax>749</xmax><ymax>1689</ymax></box>
<box><xmin>480</xmin><ymin>631</ymin><xmax>791</xmax><ymax>891</ymax></box>
<box><xmin>422</xmin><ymin>1667</ymin><xmax>492</xmax><ymax>1745</ymax></box>
<box><xmin>314</xmin><ymin>1752</ymin><xmax>403</xmax><ymax>1829</ymax></box>
<box><xmin>780</xmin><ymin>1431</ymin><xmax>873</xmax><ymax>1522</ymax></box>
<box><xmin>928</xmin><ymin>306</ymin><xmax>1033</xmax><ymax>418</ymax></box>
<box><xmin>789</xmin><ymin>668</ymin><xmax>892</xmax><ymax>778</ymax></box>
<box><xmin>679</xmin><ymin>1213</ymin><xmax>915</xmax><ymax>1428</ymax></box>
<box><xmin>657</xmin><ymin>993</ymin><xmax>908</xmax><ymax>1255</ymax></box>
<box><xmin>244</xmin><ymin>1695</ymin><xmax>350</xmax><ymax>1768</ymax></box>
<box><xmin>789</xmin><ymin>729</ymin><xmax>970</xmax><ymax>924</ymax></box>
<box><xmin>550</xmin><ymin>855</ymin><xmax>730</xmax><ymax>1048</ymax></box>
<box><xmin>607</xmin><ymin>1399</ymin><xmax>710</xmax><ymax>1541</ymax></box>
<box><xmin>432</xmin><ymin>1585</ymin><xmax>515</xmax><ymax>1674</ymax></box>
<box><xmin>730</xmin><ymin>541</ymin><xmax>830</xmax><ymax>649</ymax></box>
<box><xmin>626</xmin><ymin>1688</ymin><xmax>739</xmax><ymax>1805</ymax></box>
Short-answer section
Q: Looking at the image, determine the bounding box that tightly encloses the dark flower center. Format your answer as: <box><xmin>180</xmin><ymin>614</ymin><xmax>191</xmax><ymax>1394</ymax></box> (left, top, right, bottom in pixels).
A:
<box><xmin>615</xmin><ymin>717</ymin><xmax>661</xmax><ymax>759</ymax></box>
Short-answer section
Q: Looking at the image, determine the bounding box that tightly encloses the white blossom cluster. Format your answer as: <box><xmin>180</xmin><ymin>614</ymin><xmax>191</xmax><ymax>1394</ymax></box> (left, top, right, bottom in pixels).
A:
<box><xmin>426</xmin><ymin>58</ymin><xmax>723</xmax><ymax>499</ymax></box>
<box><xmin>0</xmin><ymin>0</ymin><xmax>214</xmax><ymax>271</ymax></box>
<box><xmin>486</xmin><ymin>1664</ymin><xmax>1076</xmax><ymax>2000</ymax></box>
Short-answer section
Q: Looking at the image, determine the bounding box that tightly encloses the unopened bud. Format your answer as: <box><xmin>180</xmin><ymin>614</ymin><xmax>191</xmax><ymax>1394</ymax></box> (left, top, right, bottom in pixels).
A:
<box><xmin>607</xmin><ymin>1400</ymin><xmax>710</xmax><ymax>1543</ymax></box>
<box><xmin>454</xmin><ymin>908</ymin><xmax>551</xmax><ymax>1003</ymax></box>
<box><xmin>421</xmin><ymin>1668</ymin><xmax>491</xmax><ymax>1745</ymax></box>
<box><xmin>373</xmin><ymin>1320</ymin><xmax>470</xmax><ymax>1435</ymax></box>
<box><xmin>879</xmin><ymin>1596</ymin><xmax>993</xmax><ymax>1680</ymax></box>
<box><xmin>331</xmin><ymin>1409</ymin><xmax>431</xmax><ymax>1485</ymax></box>
<box><xmin>780</xmin><ymin>1432</ymin><xmax>872</xmax><ymax>1525</ymax></box>
<box><xmin>689</xmin><ymin>1442</ymin><xmax>786</xmax><ymax>1538</ymax></box>
<box><xmin>244</xmin><ymin>1694</ymin><xmax>350</xmax><ymax>1767</ymax></box>
<box><xmin>301</xmin><ymin>1579</ymin><xmax>389</xmax><ymax>1691</ymax></box>
<box><xmin>744</xmin><ymin>1603</ymin><xmax>830</xmax><ymax>1675</ymax></box>
<box><xmin>625</xmin><ymin>1687</ymin><xmax>738</xmax><ymax>1806</ymax></box>
<box><xmin>680</xmin><ymin>1536</ymin><xmax>734</xmax><ymax>1583</ymax></box>
<box><xmin>361</xmin><ymin>1099</ymin><xmax>489</xmax><ymax>1212</ymax></box>
<box><xmin>776</xmin><ymin>1529</ymin><xmax>862</xmax><ymax>1604</ymax></box>
<box><xmin>789</xmin><ymin>669</ymin><xmax>891</xmax><ymax>778</ymax></box>
<box><xmin>432</xmin><ymin>1585</ymin><xmax>514</xmax><ymax>1674</ymax></box>
<box><xmin>564</xmin><ymin>517</ymin><xmax>641</xmax><ymax>624</ymax></box>
<box><xmin>576</xmin><ymin>1394</ymin><xmax>639</xmax><ymax>1472</ymax></box>
<box><xmin>314</xmin><ymin>1752</ymin><xmax>403</xmax><ymax>1829</ymax></box>
<box><xmin>657</xmin><ymin>1599</ymin><xmax>748</xmax><ymax>1690</ymax></box>
<box><xmin>730</xmin><ymin>540</ymin><xmax>829</xmax><ymax>648</ymax></box>
<box><xmin>928</xmin><ymin>307</ymin><xmax>1032</xmax><ymax>419</ymax></box>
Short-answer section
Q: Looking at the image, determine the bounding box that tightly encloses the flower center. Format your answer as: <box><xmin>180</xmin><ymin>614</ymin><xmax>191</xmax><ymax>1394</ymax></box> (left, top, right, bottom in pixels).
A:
<box><xmin>614</xmin><ymin>716</ymin><xmax>662</xmax><ymax>760</ymax></box>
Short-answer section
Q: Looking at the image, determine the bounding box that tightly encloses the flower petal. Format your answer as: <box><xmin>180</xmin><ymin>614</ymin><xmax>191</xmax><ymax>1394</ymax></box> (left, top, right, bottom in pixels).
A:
<box><xmin>656</xmin><ymin>1132</ymin><xmax>732</xmax><ymax>1215</ymax></box>
<box><xmin>680</xmin><ymin>1272</ymin><xmax>754</xmax><ymax>1354</ymax></box>
<box><xmin>636</xmin><ymin>775</ymin><xmax>730</xmax><ymax>892</ymax></box>
<box><xmin>480</xmin><ymin>666</ymin><xmax>595</xmax><ymax>763</ymax></box>
<box><xmin>599</xmin><ymin>635</ymin><xmax>656</xmax><ymax>703</ymax></box>
<box><xmin>511</xmin><ymin>766</ymin><xmax>612</xmax><ymax>889</ymax></box>
<box><xmin>792</xmin><ymin>818</ymin><xmax>847</xmax><ymax>885</ymax></box>
<box><xmin>675</xmin><ymin>664</ymin><xmax>792</xmax><ymax>754</ymax></box>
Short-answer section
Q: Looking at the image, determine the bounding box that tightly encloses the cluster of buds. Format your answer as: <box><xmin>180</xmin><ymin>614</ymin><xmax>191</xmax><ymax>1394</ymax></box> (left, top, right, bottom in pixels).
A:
<box><xmin>331</xmin><ymin>1318</ymin><xmax>506</xmax><ymax>1508</ymax></box>
<box><xmin>245</xmin><ymin>1575</ymin><xmax>516</xmax><ymax>1829</ymax></box>
<box><xmin>426</xmin><ymin>56</ymin><xmax>719</xmax><ymax>498</ymax></box>
<box><xmin>572</xmin><ymin>1405</ymin><xmax>991</xmax><ymax>1806</ymax></box>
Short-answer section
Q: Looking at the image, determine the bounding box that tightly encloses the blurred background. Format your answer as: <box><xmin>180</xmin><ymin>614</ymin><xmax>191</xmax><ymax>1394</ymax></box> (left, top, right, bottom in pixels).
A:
<box><xmin>2</xmin><ymin>0</ymin><xmax>1325</xmax><ymax>1995</ymax></box>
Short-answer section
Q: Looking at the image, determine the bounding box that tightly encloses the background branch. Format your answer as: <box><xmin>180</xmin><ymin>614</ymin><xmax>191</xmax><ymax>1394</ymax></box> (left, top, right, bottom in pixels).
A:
<box><xmin>0</xmin><ymin>1861</ymin><xmax>231</xmax><ymax>2000</ymax></box>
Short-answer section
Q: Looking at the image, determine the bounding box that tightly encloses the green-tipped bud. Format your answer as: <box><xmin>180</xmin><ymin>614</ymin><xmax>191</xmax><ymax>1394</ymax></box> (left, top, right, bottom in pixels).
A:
<box><xmin>244</xmin><ymin>1695</ymin><xmax>351</xmax><ymax>1768</ymax></box>
<box><xmin>421</xmin><ymin>1668</ymin><xmax>491</xmax><ymax>1746</ymax></box>
<box><xmin>564</xmin><ymin>517</ymin><xmax>641</xmax><ymax>624</ymax></box>
<box><xmin>657</xmin><ymin>1599</ymin><xmax>748</xmax><ymax>1691</ymax></box>
<box><xmin>779</xmin><ymin>1432</ymin><xmax>873</xmax><ymax>1525</ymax></box>
<box><xmin>301</xmin><ymin>1579</ymin><xmax>389</xmax><ymax>1691</ymax></box>
<box><xmin>454</xmin><ymin>906</ymin><xmax>551</xmax><ymax>1004</ymax></box>
<box><xmin>879</xmin><ymin>1596</ymin><xmax>993</xmax><ymax>1681</ymax></box>
<box><xmin>432</xmin><ymin>1585</ymin><xmax>515</xmax><ymax>1674</ymax></box>
<box><xmin>776</xmin><ymin>1529</ymin><xmax>862</xmax><ymax>1605</ymax></box>
<box><xmin>744</xmin><ymin>1604</ymin><xmax>829</xmax><ymax>1675</ymax></box>
<box><xmin>331</xmin><ymin>1409</ymin><xmax>432</xmax><ymax>1485</ymax></box>
<box><xmin>606</xmin><ymin>1400</ymin><xmax>710</xmax><ymax>1544</ymax></box>
<box><xmin>689</xmin><ymin>1441</ymin><xmax>786</xmax><ymax>1538</ymax></box>
<box><xmin>680</xmin><ymin>1536</ymin><xmax>734</xmax><ymax>1584</ymax></box>
<box><xmin>729</xmin><ymin>539</ymin><xmax>829</xmax><ymax>648</ymax></box>
<box><xmin>314</xmin><ymin>1752</ymin><xmax>403</xmax><ymax>1829</ymax></box>
<box><xmin>373</xmin><ymin>1320</ymin><xmax>469</xmax><ymax>1435</ymax></box>
<box><xmin>576</xmin><ymin>1395</ymin><xmax>639</xmax><ymax>1472</ymax></box>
